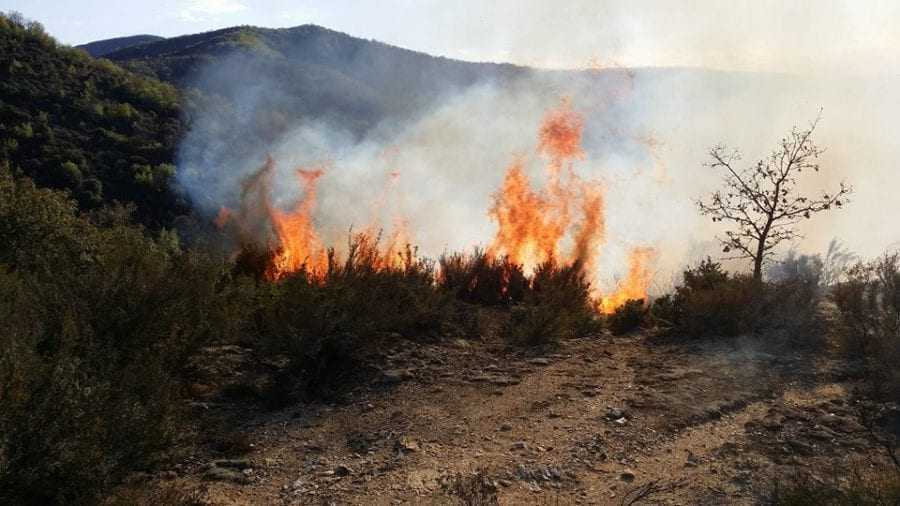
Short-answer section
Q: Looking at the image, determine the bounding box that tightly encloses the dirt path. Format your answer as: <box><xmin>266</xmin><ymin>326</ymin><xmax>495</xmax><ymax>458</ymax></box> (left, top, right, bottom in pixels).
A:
<box><xmin>155</xmin><ymin>334</ymin><xmax>887</xmax><ymax>505</ymax></box>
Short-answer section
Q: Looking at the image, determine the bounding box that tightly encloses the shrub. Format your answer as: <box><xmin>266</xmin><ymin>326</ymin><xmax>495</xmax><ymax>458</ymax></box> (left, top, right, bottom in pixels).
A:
<box><xmin>653</xmin><ymin>257</ymin><xmax>822</xmax><ymax>342</ymax></box>
<box><xmin>439</xmin><ymin>249</ymin><xmax>526</xmax><ymax>305</ymax></box>
<box><xmin>257</xmin><ymin>235</ymin><xmax>452</xmax><ymax>401</ymax></box>
<box><xmin>607</xmin><ymin>299</ymin><xmax>647</xmax><ymax>335</ymax></box>
<box><xmin>832</xmin><ymin>253</ymin><xmax>900</xmax><ymax>399</ymax></box>
<box><xmin>0</xmin><ymin>172</ymin><xmax>227</xmax><ymax>504</ymax></box>
<box><xmin>502</xmin><ymin>258</ymin><xmax>599</xmax><ymax>347</ymax></box>
<box><xmin>762</xmin><ymin>465</ymin><xmax>900</xmax><ymax>505</ymax></box>
<box><xmin>444</xmin><ymin>469</ymin><xmax>498</xmax><ymax>506</ymax></box>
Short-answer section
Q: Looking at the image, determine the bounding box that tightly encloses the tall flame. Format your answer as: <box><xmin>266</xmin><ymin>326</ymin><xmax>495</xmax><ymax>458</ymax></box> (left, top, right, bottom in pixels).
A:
<box><xmin>488</xmin><ymin>99</ymin><xmax>602</xmax><ymax>273</ymax></box>
<box><xmin>598</xmin><ymin>247</ymin><xmax>656</xmax><ymax>313</ymax></box>
<box><xmin>216</xmin><ymin>99</ymin><xmax>657</xmax><ymax>313</ymax></box>
<box><xmin>268</xmin><ymin>167</ymin><xmax>327</xmax><ymax>278</ymax></box>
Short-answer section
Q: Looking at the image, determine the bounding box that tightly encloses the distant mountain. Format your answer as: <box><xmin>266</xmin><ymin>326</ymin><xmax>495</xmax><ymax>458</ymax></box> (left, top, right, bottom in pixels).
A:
<box><xmin>0</xmin><ymin>15</ymin><xmax>184</xmax><ymax>227</ymax></box>
<box><xmin>99</xmin><ymin>24</ymin><xmax>532</xmax><ymax>135</ymax></box>
<box><xmin>78</xmin><ymin>34</ymin><xmax>165</xmax><ymax>58</ymax></box>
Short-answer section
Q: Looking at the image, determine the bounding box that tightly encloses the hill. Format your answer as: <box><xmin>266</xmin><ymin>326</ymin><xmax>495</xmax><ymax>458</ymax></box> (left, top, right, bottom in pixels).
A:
<box><xmin>77</xmin><ymin>34</ymin><xmax>165</xmax><ymax>58</ymax></box>
<box><xmin>101</xmin><ymin>24</ymin><xmax>530</xmax><ymax>135</ymax></box>
<box><xmin>0</xmin><ymin>14</ymin><xmax>184</xmax><ymax>227</ymax></box>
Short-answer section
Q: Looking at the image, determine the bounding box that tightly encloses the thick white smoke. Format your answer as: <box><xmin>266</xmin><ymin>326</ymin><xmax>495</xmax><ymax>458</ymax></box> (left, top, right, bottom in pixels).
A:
<box><xmin>176</xmin><ymin>47</ymin><xmax>900</xmax><ymax>294</ymax></box>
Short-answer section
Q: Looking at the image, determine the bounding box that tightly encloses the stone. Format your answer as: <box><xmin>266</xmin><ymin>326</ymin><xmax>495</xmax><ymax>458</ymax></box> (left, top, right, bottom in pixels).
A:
<box><xmin>606</xmin><ymin>407</ymin><xmax>626</xmax><ymax>419</ymax></box>
<box><xmin>204</xmin><ymin>466</ymin><xmax>251</xmax><ymax>484</ymax></box>
<box><xmin>382</xmin><ymin>369</ymin><xmax>414</xmax><ymax>384</ymax></box>
<box><xmin>620</xmin><ymin>469</ymin><xmax>636</xmax><ymax>482</ymax></box>
<box><xmin>214</xmin><ymin>458</ymin><xmax>252</xmax><ymax>469</ymax></box>
<box><xmin>528</xmin><ymin>358</ymin><xmax>551</xmax><ymax>366</ymax></box>
<box><xmin>334</xmin><ymin>464</ymin><xmax>353</xmax><ymax>477</ymax></box>
<box><xmin>395</xmin><ymin>436</ymin><xmax>420</xmax><ymax>453</ymax></box>
<box><xmin>511</xmin><ymin>441</ymin><xmax>528</xmax><ymax>451</ymax></box>
<box><xmin>499</xmin><ymin>423</ymin><xmax>513</xmax><ymax>432</ymax></box>
<box><xmin>613</xmin><ymin>417</ymin><xmax>628</xmax><ymax>426</ymax></box>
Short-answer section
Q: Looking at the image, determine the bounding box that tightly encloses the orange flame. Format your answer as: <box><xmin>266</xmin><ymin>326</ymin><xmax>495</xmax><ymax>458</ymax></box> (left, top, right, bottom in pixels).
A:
<box><xmin>598</xmin><ymin>247</ymin><xmax>656</xmax><ymax>313</ymax></box>
<box><xmin>268</xmin><ymin>167</ymin><xmax>328</xmax><ymax>278</ymax></box>
<box><xmin>488</xmin><ymin>99</ymin><xmax>604</xmax><ymax>274</ymax></box>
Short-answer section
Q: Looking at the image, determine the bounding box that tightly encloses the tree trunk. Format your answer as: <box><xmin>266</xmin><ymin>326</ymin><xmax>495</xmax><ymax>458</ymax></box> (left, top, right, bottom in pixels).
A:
<box><xmin>753</xmin><ymin>254</ymin><xmax>763</xmax><ymax>282</ymax></box>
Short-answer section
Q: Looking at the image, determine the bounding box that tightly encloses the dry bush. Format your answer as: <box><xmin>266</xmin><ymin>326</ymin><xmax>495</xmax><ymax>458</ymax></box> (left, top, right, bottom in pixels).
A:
<box><xmin>651</xmin><ymin>257</ymin><xmax>822</xmax><ymax>342</ymax></box>
<box><xmin>607</xmin><ymin>299</ymin><xmax>648</xmax><ymax>335</ymax></box>
<box><xmin>256</xmin><ymin>234</ymin><xmax>452</xmax><ymax>401</ymax></box>
<box><xmin>762</xmin><ymin>464</ymin><xmax>900</xmax><ymax>506</ymax></box>
<box><xmin>502</xmin><ymin>258</ymin><xmax>600</xmax><ymax>347</ymax></box>
<box><xmin>439</xmin><ymin>248</ymin><xmax>526</xmax><ymax>305</ymax></box>
<box><xmin>444</xmin><ymin>470</ymin><xmax>498</xmax><ymax>506</ymax></box>
<box><xmin>832</xmin><ymin>253</ymin><xmax>900</xmax><ymax>399</ymax></box>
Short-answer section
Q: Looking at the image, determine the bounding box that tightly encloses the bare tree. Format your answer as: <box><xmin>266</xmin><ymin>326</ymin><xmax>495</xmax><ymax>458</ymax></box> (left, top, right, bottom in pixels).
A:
<box><xmin>698</xmin><ymin>116</ymin><xmax>851</xmax><ymax>282</ymax></box>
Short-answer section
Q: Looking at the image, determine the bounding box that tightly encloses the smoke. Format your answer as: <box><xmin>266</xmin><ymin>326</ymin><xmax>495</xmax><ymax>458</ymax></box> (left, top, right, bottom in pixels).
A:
<box><xmin>176</xmin><ymin>41</ymin><xmax>900</xmax><ymax>295</ymax></box>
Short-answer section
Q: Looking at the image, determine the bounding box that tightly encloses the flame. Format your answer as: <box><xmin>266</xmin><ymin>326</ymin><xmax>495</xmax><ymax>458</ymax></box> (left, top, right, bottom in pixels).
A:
<box><xmin>215</xmin><ymin>99</ymin><xmax>658</xmax><ymax>313</ymax></box>
<box><xmin>268</xmin><ymin>167</ymin><xmax>328</xmax><ymax>278</ymax></box>
<box><xmin>598</xmin><ymin>247</ymin><xmax>656</xmax><ymax>313</ymax></box>
<box><xmin>488</xmin><ymin>99</ymin><xmax>604</xmax><ymax>274</ymax></box>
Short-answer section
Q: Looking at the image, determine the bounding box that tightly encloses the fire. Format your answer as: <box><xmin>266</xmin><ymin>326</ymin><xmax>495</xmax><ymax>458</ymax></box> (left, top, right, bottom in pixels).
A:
<box><xmin>598</xmin><ymin>247</ymin><xmax>656</xmax><ymax>313</ymax></box>
<box><xmin>216</xmin><ymin>99</ymin><xmax>657</xmax><ymax>313</ymax></box>
<box><xmin>488</xmin><ymin>99</ymin><xmax>602</xmax><ymax>272</ymax></box>
<box><xmin>218</xmin><ymin>155</ymin><xmax>412</xmax><ymax>279</ymax></box>
<box><xmin>268</xmin><ymin>167</ymin><xmax>327</xmax><ymax>278</ymax></box>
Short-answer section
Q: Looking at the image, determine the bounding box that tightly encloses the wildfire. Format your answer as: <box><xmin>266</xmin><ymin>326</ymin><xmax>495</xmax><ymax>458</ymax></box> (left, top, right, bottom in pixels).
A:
<box><xmin>488</xmin><ymin>99</ymin><xmax>601</xmax><ymax>272</ymax></box>
<box><xmin>216</xmin><ymin>99</ymin><xmax>657</xmax><ymax>313</ymax></box>
<box><xmin>268</xmin><ymin>167</ymin><xmax>327</xmax><ymax>277</ymax></box>
<box><xmin>486</xmin><ymin>99</ymin><xmax>655</xmax><ymax>313</ymax></box>
<box><xmin>598</xmin><ymin>247</ymin><xmax>656</xmax><ymax>313</ymax></box>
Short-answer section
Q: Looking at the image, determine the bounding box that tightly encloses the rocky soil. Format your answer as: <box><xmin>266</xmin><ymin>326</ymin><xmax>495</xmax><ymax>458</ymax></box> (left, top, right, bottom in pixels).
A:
<box><xmin>124</xmin><ymin>330</ymin><xmax>898</xmax><ymax>505</ymax></box>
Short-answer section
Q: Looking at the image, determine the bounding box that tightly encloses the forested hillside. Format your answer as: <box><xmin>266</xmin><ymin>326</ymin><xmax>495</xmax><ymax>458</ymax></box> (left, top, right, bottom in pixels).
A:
<box><xmin>104</xmin><ymin>24</ymin><xmax>529</xmax><ymax>135</ymax></box>
<box><xmin>0</xmin><ymin>14</ymin><xmax>183</xmax><ymax>227</ymax></box>
<box><xmin>77</xmin><ymin>34</ymin><xmax>165</xmax><ymax>58</ymax></box>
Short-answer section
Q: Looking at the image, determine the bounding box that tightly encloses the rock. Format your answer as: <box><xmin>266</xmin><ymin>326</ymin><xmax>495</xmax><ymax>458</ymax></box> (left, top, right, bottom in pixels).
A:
<box><xmin>528</xmin><ymin>358</ymin><xmax>551</xmax><ymax>366</ymax></box>
<box><xmin>685</xmin><ymin>450</ymin><xmax>699</xmax><ymax>468</ymax></box>
<box><xmin>606</xmin><ymin>407</ymin><xmax>626</xmax><ymax>419</ymax></box>
<box><xmin>214</xmin><ymin>458</ymin><xmax>252</xmax><ymax>470</ymax></box>
<box><xmin>499</xmin><ymin>423</ymin><xmax>513</xmax><ymax>432</ymax></box>
<box><xmin>489</xmin><ymin>376</ymin><xmax>520</xmax><ymax>386</ymax></box>
<box><xmin>499</xmin><ymin>479</ymin><xmax>513</xmax><ymax>487</ymax></box>
<box><xmin>204</xmin><ymin>466</ymin><xmax>251</xmax><ymax>484</ymax></box>
<box><xmin>382</xmin><ymin>369</ymin><xmax>414</xmax><ymax>384</ymax></box>
<box><xmin>613</xmin><ymin>417</ymin><xmax>628</xmax><ymax>426</ymax></box>
<box><xmin>334</xmin><ymin>464</ymin><xmax>353</xmax><ymax>477</ymax></box>
<box><xmin>510</xmin><ymin>441</ymin><xmax>528</xmax><ymax>451</ymax></box>
<box><xmin>620</xmin><ymin>469</ymin><xmax>636</xmax><ymax>482</ymax></box>
<box><xmin>395</xmin><ymin>436</ymin><xmax>420</xmax><ymax>453</ymax></box>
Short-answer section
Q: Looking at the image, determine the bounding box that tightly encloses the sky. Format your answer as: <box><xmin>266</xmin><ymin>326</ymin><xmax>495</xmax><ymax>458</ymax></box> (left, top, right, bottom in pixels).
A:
<box><xmin>5</xmin><ymin>0</ymin><xmax>900</xmax><ymax>75</ymax></box>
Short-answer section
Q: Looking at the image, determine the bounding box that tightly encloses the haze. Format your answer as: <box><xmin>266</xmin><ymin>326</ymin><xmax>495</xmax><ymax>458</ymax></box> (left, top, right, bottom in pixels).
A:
<box><xmin>9</xmin><ymin>0</ymin><xmax>900</xmax><ymax>75</ymax></box>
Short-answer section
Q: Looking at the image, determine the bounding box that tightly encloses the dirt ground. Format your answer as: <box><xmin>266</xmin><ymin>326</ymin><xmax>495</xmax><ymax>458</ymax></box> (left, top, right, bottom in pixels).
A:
<box><xmin>133</xmin><ymin>329</ymin><xmax>898</xmax><ymax>505</ymax></box>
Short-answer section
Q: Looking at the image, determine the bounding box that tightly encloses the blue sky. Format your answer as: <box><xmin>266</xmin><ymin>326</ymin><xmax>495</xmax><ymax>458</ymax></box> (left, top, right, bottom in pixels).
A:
<box><xmin>4</xmin><ymin>0</ymin><xmax>900</xmax><ymax>74</ymax></box>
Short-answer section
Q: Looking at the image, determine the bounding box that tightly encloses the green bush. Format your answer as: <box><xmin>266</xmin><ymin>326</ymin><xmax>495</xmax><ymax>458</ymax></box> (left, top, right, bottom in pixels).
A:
<box><xmin>0</xmin><ymin>170</ymin><xmax>228</xmax><ymax>504</ymax></box>
<box><xmin>763</xmin><ymin>466</ymin><xmax>900</xmax><ymax>505</ymax></box>
<box><xmin>652</xmin><ymin>257</ymin><xmax>822</xmax><ymax>341</ymax></box>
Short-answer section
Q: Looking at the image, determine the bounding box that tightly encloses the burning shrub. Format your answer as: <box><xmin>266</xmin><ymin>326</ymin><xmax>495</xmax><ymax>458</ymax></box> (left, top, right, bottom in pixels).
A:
<box><xmin>439</xmin><ymin>249</ymin><xmax>527</xmax><ymax>305</ymax></box>
<box><xmin>502</xmin><ymin>258</ymin><xmax>599</xmax><ymax>347</ymax></box>
<box><xmin>256</xmin><ymin>234</ymin><xmax>452</xmax><ymax>400</ymax></box>
<box><xmin>832</xmin><ymin>253</ymin><xmax>900</xmax><ymax>400</ymax></box>
<box><xmin>0</xmin><ymin>170</ymin><xmax>228</xmax><ymax>504</ymax></box>
<box><xmin>607</xmin><ymin>299</ymin><xmax>648</xmax><ymax>335</ymax></box>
